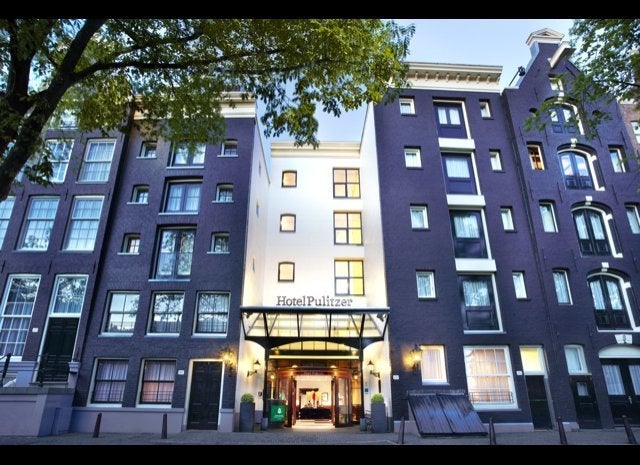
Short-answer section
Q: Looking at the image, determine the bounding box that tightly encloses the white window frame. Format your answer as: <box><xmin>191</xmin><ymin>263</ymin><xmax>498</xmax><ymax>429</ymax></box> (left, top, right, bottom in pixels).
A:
<box><xmin>399</xmin><ymin>97</ymin><xmax>415</xmax><ymax>115</ymax></box>
<box><xmin>410</xmin><ymin>205</ymin><xmax>428</xmax><ymax>229</ymax></box>
<box><xmin>420</xmin><ymin>345</ymin><xmax>448</xmax><ymax>384</ymax></box>
<box><xmin>489</xmin><ymin>150</ymin><xmax>502</xmax><ymax>171</ymax></box>
<box><xmin>512</xmin><ymin>272</ymin><xmax>527</xmax><ymax>299</ymax></box>
<box><xmin>162</xmin><ymin>181</ymin><xmax>201</xmax><ymax>214</ymax></box>
<box><xmin>626</xmin><ymin>205</ymin><xmax>640</xmax><ymax>234</ymax></box>
<box><xmin>121</xmin><ymin>234</ymin><xmax>140</xmax><ymax>255</ymax></box>
<box><xmin>609</xmin><ymin>147</ymin><xmax>627</xmax><ymax>173</ymax></box>
<box><xmin>19</xmin><ymin>196</ymin><xmax>59</xmax><ymax>251</ymax></box>
<box><xmin>214</xmin><ymin>184</ymin><xmax>233</xmax><ymax>203</ymax></box>
<box><xmin>210</xmin><ymin>232</ymin><xmax>230</xmax><ymax>254</ymax></box>
<box><xmin>0</xmin><ymin>196</ymin><xmax>15</xmax><ymax>249</ymax></box>
<box><xmin>564</xmin><ymin>345</ymin><xmax>589</xmax><ymax>374</ymax></box>
<box><xmin>589</xmin><ymin>272</ymin><xmax>636</xmax><ymax>331</ymax></box>
<box><xmin>463</xmin><ymin>346</ymin><xmax>517</xmax><ymax>410</ymax></box>
<box><xmin>572</xmin><ymin>206</ymin><xmax>622</xmax><ymax>257</ymax></box>
<box><xmin>48</xmin><ymin>274</ymin><xmax>88</xmax><ymax>316</ymax></box>
<box><xmin>539</xmin><ymin>202</ymin><xmax>558</xmax><ymax>232</ymax></box>
<box><xmin>550</xmin><ymin>76</ymin><xmax>564</xmax><ymax>92</ymax></box>
<box><xmin>527</xmin><ymin>144</ymin><xmax>545</xmax><ymax>170</ymax></box>
<box><xmin>102</xmin><ymin>291</ymin><xmax>139</xmax><ymax>335</ymax></box>
<box><xmin>0</xmin><ymin>274</ymin><xmax>41</xmax><ymax>360</ymax></box>
<box><xmin>520</xmin><ymin>346</ymin><xmax>547</xmax><ymax>376</ymax></box>
<box><xmin>64</xmin><ymin>196</ymin><xmax>104</xmax><ymax>251</ymax></box>
<box><xmin>78</xmin><ymin>139</ymin><xmax>116</xmax><ymax>183</ymax></box>
<box><xmin>501</xmin><ymin>207</ymin><xmax>514</xmax><ymax>231</ymax></box>
<box><xmin>139</xmin><ymin>141</ymin><xmax>157</xmax><ymax>159</ymax></box>
<box><xmin>416</xmin><ymin>271</ymin><xmax>436</xmax><ymax>299</ymax></box>
<box><xmin>169</xmin><ymin>142</ymin><xmax>205</xmax><ymax>167</ymax></box>
<box><xmin>44</xmin><ymin>139</ymin><xmax>73</xmax><ymax>183</ymax></box>
<box><xmin>88</xmin><ymin>358</ymin><xmax>129</xmax><ymax>406</ymax></box>
<box><xmin>460</xmin><ymin>274</ymin><xmax>503</xmax><ymax>333</ymax></box>
<box><xmin>221</xmin><ymin>140</ymin><xmax>238</xmax><ymax>157</ymax></box>
<box><xmin>434</xmin><ymin>100</ymin><xmax>471</xmax><ymax>139</ymax></box>
<box><xmin>553</xmin><ymin>270</ymin><xmax>573</xmax><ymax>305</ymax></box>
<box><xmin>479</xmin><ymin>100</ymin><xmax>492</xmax><ymax>118</ymax></box>
<box><xmin>404</xmin><ymin>147</ymin><xmax>422</xmax><ymax>168</ymax></box>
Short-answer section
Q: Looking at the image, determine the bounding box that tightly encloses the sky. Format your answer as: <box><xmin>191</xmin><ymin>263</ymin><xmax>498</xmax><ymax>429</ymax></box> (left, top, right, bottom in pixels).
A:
<box><xmin>264</xmin><ymin>19</ymin><xmax>574</xmax><ymax>144</ymax></box>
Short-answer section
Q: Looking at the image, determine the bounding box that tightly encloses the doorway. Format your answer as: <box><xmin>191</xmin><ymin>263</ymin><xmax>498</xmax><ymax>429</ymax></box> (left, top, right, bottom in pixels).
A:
<box><xmin>569</xmin><ymin>375</ymin><xmax>601</xmax><ymax>429</ymax></box>
<box><xmin>38</xmin><ymin>318</ymin><xmax>79</xmax><ymax>382</ymax></box>
<box><xmin>520</xmin><ymin>347</ymin><xmax>552</xmax><ymax>429</ymax></box>
<box><xmin>601</xmin><ymin>360</ymin><xmax>640</xmax><ymax>425</ymax></box>
<box><xmin>187</xmin><ymin>361</ymin><xmax>223</xmax><ymax>430</ymax></box>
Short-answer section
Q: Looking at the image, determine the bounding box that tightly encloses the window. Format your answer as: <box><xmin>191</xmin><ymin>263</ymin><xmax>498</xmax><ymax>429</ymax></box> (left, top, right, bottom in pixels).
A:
<box><xmin>44</xmin><ymin>139</ymin><xmax>73</xmax><ymax>183</ymax></box>
<box><xmin>19</xmin><ymin>197</ymin><xmax>59</xmax><ymax>250</ymax></box>
<box><xmin>410</xmin><ymin>205</ymin><xmax>428</xmax><ymax>229</ymax></box>
<box><xmin>334</xmin><ymin>212</ymin><xmax>362</xmax><ymax>245</ymax></box>
<box><xmin>573</xmin><ymin>208</ymin><xmax>611</xmax><ymax>255</ymax></box>
<box><xmin>211</xmin><ymin>233</ymin><xmax>229</xmax><ymax>253</ymax></box>
<box><xmin>459</xmin><ymin>275</ymin><xmax>499</xmax><ymax>331</ymax></box>
<box><xmin>539</xmin><ymin>202</ymin><xmax>558</xmax><ymax>232</ymax></box>
<box><xmin>421</xmin><ymin>346</ymin><xmax>447</xmax><ymax>384</ymax></box>
<box><xmin>550</xmin><ymin>104</ymin><xmax>580</xmax><ymax>134</ymax></box>
<box><xmin>404</xmin><ymin>147</ymin><xmax>421</xmax><ymax>168</ymax></box>
<box><xmin>450</xmin><ymin>210</ymin><xmax>487</xmax><ymax>258</ymax></box>
<box><xmin>559</xmin><ymin>151</ymin><xmax>594</xmax><ymax>190</ymax></box>
<box><xmin>280</xmin><ymin>214</ymin><xmax>296</xmax><ymax>233</ymax></box>
<box><xmin>464</xmin><ymin>347</ymin><xmax>516</xmax><ymax>408</ymax></box>
<box><xmin>282</xmin><ymin>171</ymin><xmax>297</xmax><ymax>187</ymax></box>
<box><xmin>550</xmin><ymin>76</ymin><xmax>564</xmax><ymax>91</ymax></box>
<box><xmin>215</xmin><ymin>184</ymin><xmax>233</xmax><ymax>202</ymax></box>
<box><xmin>195</xmin><ymin>293</ymin><xmax>229</xmax><ymax>335</ymax></box>
<box><xmin>139</xmin><ymin>360</ymin><xmax>176</xmax><ymax>404</ymax></box>
<box><xmin>512</xmin><ymin>272</ymin><xmax>527</xmax><ymax>299</ymax></box>
<box><xmin>122</xmin><ymin>234</ymin><xmax>140</xmax><ymax>254</ymax></box>
<box><xmin>564</xmin><ymin>345</ymin><xmax>588</xmax><ymax>374</ymax></box>
<box><xmin>91</xmin><ymin>359</ymin><xmax>128</xmax><ymax>404</ymax></box>
<box><xmin>442</xmin><ymin>153</ymin><xmax>476</xmax><ymax>194</ymax></box>
<box><xmin>131</xmin><ymin>186</ymin><xmax>149</xmax><ymax>204</ymax></box>
<box><xmin>631</xmin><ymin>121</ymin><xmax>640</xmax><ymax>143</ymax></box>
<box><xmin>479</xmin><ymin>100</ymin><xmax>491</xmax><ymax>118</ymax></box>
<box><xmin>489</xmin><ymin>150</ymin><xmax>502</xmax><ymax>171</ymax></box>
<box><xmin>435</xmin><ymin>102</ymin><xmax>467</xmax><ymax>138</ymax></box>
<box><xmin>149</xmin><ymin>293</ymin><xmax>184</xmax><ymax>334</ymax></box>
<box><xmin>589</xmin><ymin>274</ymin><xmax>631</xmax><ymax>329</ymax></box>
<box><xmin>520</xmin><ymin>347</ymin><xmax>545</xmax><ymax>374</ymax></box>
<box><xmin>64</xmin><ymin>197</ymin><xmax>103</xmax><ymax>251</ymax></box>
<box><xmin>416</xmin><ymin>271</ymin><xmax>435</xmax><ymax>299</ymax></box>
<box><xmin>626</xmin><ymin>205</ymin><xmax>640</xmax><ymax>234</ymax></box>
<box><xmin>333</xmin><ymin>168</ymin><xmax>360</xmax><ymax>198</ymax></box>
<box><xmin>50</xmin><ymin>275</ymin><xmax>87</xmax><ymax>315</ymax></box>
<box><xmin>103</xmin><ymin>292</ymin><xmax>139</xmax><ymax>333</ymax></box>
<box><xmin>278</xmin><ymin>262</ymin><xmax>295</xmax><ymax>282</ymax></box>
<box><xmin>0</xmin><ymin>196</ymin><xmax>15</xmax><ymax>248</ymax></box>
<box><xmin>163</xmin><ymin>181</ymin><xmax>201</xmax><ymax>213</ymax></box>
<box><xmin>139</xmin><ymin>142</ymin><xmax>157</xmax><ymax>159</ymax></box>
<box><xmin>501</xmin><ymin>207</ymin><xmax>514</xmax><ymax>231</ymax></box>
<box><xmin>0</xmin><ymin>275</ymin><xmax>40</xmax><ymax>357</ymax></box>
<box><xmin>221</xmin><ymin>140</ymin><xmax>237</xmax><ymax>157</ymax></box>
<box><xmin>527</xmin><ymin>144</ymin><xmax>545</xmax><ymax>170</ymax></box>
<box><xmin>334</xmin><ymin>259</ymin><xmax>364</xmax><ymax>296</ymax></box>
<box><xmin>154</xmin><ymin>228</ymin><xmax>195</xmax><ymax>279</ymax></box>
<box><xmin>78</xmin><ymin>140</ymin><xmax>115</xmax><ymax>182</ymax></box>
<box><xmin>609</xmin><ymin>147</ymin><xmax>627</xmax><ymax>173</ymax></box>
<box><xmin>170</xmin><ymin>142</ymin><xmax>205</xmax><ymax>166</ymax></box>
<box><xmin>399</xmin><ymin>97</ymin><xmax>415</xmax><ymax>115</ymax></box>
<box><xmin>553</xmin><ymin>270</ymin><xmax>572</xmax><ymax>305</ymax></box>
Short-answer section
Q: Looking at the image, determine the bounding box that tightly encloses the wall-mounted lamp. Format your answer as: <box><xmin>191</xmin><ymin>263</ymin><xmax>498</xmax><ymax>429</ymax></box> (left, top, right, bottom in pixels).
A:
<box><xmin>411</xmin><ymin>344</ymin><xmax>422</xmax><ymax>374</ymax></box>
<box><xmin>367</xmin><ymin>360</ymin><xmax>380</xmax><ymax>379</ymax></box>
<box><xmin>220</xmin><ymin>346</ymin><xmax>235</xmax><ymax>376</ymax></box>
<box><xmin>247</xmin><ymin>359</ymin><xmax>261</xmax><ymax>378</ymax></box>
<box><xmin>508</xmin><ymin>65</ymin><xmax>526</xmax><ymax>87</ymax></box>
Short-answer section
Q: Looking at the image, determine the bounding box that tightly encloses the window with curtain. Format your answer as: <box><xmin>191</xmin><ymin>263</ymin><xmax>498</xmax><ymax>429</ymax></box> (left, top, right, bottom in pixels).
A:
<box><xmin>434</xmin><ymin>102</ymin><xmax>467</xmax><ymax>138</ymax></box>
<box><xmin>149</xmin><ymin>293</ymin><xmax>184</xmax><ymax>334</ymax></box>
<box><xmin>512</xmin><ymin>272</ymin><xmax>527</xmax><ymax>299</ymax></box>
<box><xmin>625</xmin><ymin>205</ymin><xmax>640</xmax><ymax>234</ymax></box>
<box><xmin>211</xmin><ymin>233</ymin><xmax>229</xmax><ymax>253</ymax></box>
<box><xmin>139</xmin><ymin>360</ymin><xmax>176</xmax><ymax>404</ymax></box>
<box><xmin>103</xmin><ymin>292</ymin><xmax>139</xmax><ymax>333</ymax></box>
<box><xmin>421</xmin><ymin>346</ymin><xmax>447</xmax><ymax>383</ymax></box>
<box><xmin>589</xmin><ymin>274</ymin><xmax>630</xmax><ymax>329</ymax></box>
<box><xmin>450</xmin><ymin>211</ymin><xmax>487</xmax><ymax>258</ymax></box>
<box><xmin>459</xmin><ymin>275</ymin><xmax>498</xmax><ymax>331</ymax></box>
<box><xmin>416</xmin><ymin>271</ymin><xmax>435</xmax><ymax>299</ymax></box>
<box><xmin>559</xmin><ymin>151</ymin><xmax>594</xmax><ymax>189</ymax></box>
<box><xmin>154</xmin><ymin>228</ymin><xmax>195</xmax><ymax>279</ymax></box>
<box><xmin>573</xmin><ymin>208</ymin><xmax>612</xmax><ymax>255</ymax></box>
<box><xmin>500</xmin><ymin>208</ymin><xmax>514</xmax><ymax>231</ymax></box>
<box><xmin>92</xmin><ymin>359</ymin><xmax>128</xmax><ymax>403</ymax></box>
<box><xmin>399</xmin><ymin>97</ymin><xmax>415</xmax><ymax>115</ymax></box>
<box><xmin>50</xmin><ymin>275</ymin><xmax>87</xmax><ymax>315</ymax></box>
<box><xmin>64</xmin><ymin>197</ymin><xmax>103</xmax><ymax>251</ymax></box>
<box><xmin>163</xmin><ymin>182</ymin><xmax>201</xmax><ymax>213</ymax></box>
<box><xmin>539</xmin><ymin>202</ymin><xmax>558</xmax><ymax>232</ymax></box>
<box><xmin>195</xmin><ymin>292</ymin><xmax>229</xmax><ymax>334</ymax></box>
<box><xmin>170</xmin><ymin>142</ymin><xmax>205</xmax><ymax>166</ymax></box>
<box><xmin>222</xmin><ymin>140</ymin><xmax>238</xmax><ymax>157</ymax></box>
<box><xmin>602</xmin><ymin>364</ymin><xmax>625</xmax><ymax>395</ymax></box>
<box><xmin>489</xmin><ymin>150</ymin><xmax>502</xmax><ymax>171</ymax></box>
<box><xmin>78</xmin><ymin>140</ymin><xmax>115</xmax><ymax>182</ymax></box>
<box><xmin>19</xmin><ymin>197</ymin><xmax>59</xmax><ymax>250</ymax></box>
<box><xmin>553</xmin><ymin>270</ymin><xmax>572</xmax><ymax>304</ymax></box>
<box><xmin>131</xmin><ymin>185</ymin><xmax>149</xmax><ymax>204</ymax></box>
<box><xmin>0</xmin><ymin>275</ymin><xmax>40</xmax><ymax>357</ymax></box>
<box><xmin>464</xmin><ymin>347</ymin><xmax>516</xmax><ymax>407</ymax></box>
<box><xmin>410</xmin><ymin>206</ymin><xmax>428</xmax><ymax>229</ymax></box>
<box><xmin>564</xmin><ymin>345</ymin><xmax>587</xmax><ymax>374</ymax></box>
<box><xmin>216</xmin><ymin>184</ymin><xmax>233</xmax><ymax>202</ymax></box>
<box><xmin>45</xmin><ymin>139</ymin><xmax>73</xmax><ymax>183</ymax></box>
<box><xmin>0</xmin><ymin>196</ymin><xmax>15</xmax><ymax>248</ymax></box>
<box><xmin>442</xmin><ymin>154</ymin><xmax>476</xmax><ymax>194</ymax></box>
<box><xmin>609</xmin><ymin>147</ymin><xmax>627</xmax><ymax>173</ymax></box>
<box><xmin>550</xmin><ymin>104</ymin><xmax>580</xmax><ymax>134</ymax></box>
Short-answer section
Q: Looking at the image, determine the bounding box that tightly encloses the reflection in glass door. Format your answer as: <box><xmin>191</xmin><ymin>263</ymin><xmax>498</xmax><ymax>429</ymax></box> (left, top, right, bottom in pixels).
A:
<box><xmin>333</xmin><ymin>373</ymin><xmax>351</xmax><ymax>427</ymax></box>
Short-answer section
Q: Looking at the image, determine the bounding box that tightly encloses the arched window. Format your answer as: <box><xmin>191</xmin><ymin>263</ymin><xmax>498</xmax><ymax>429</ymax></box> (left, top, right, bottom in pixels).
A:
<box><xmin>588</xmin><ymin>273</ymin><xmax>632</xmax><ymax>330</ymax></box>
<box><xmin>559</xmin><ymin>151</ymin><xmax>593</xmax><ymax>189</ymax></box>
<box><xmin>573</xmin><ymin>208</ymin><xmax>610</xmax><ymax>256</ymax></box>
<box><xmin>550</xmin><ymin>104</ymin><xmax>580</xmax><ymax>134</ymax></box>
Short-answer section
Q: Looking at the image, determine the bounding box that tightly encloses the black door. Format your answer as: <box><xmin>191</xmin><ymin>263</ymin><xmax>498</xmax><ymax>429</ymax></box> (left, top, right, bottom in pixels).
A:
<box><xmin>525</xmin><ymin>375</ymin><xmax>552</xmax><ymax>429</ymax></box>
<box><xmin>38</xmin><ymin>318</ymin><xmax>79</xmax><ymax>382</ymax></box>
<box><xmin>569</xmin><ymin>375</ymin><xmax>601</xmax><ymax>429</ymax></box>
<box><xmin>187</xmin><ymin>362</ymin><xmax>222</xmax><ymax>430</ymax></box>
<box><xmin>602</xmin><ymin>360</ymin><xmax>640</xmax><ymax>425</ymax></box>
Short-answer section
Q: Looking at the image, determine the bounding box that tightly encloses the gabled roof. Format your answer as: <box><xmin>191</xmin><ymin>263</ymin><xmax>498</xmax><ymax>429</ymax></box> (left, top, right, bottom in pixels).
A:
<box><xmin>526</xmin><ymin>28</ymin><xmax>565</xmax><ymax>46</ymax></box>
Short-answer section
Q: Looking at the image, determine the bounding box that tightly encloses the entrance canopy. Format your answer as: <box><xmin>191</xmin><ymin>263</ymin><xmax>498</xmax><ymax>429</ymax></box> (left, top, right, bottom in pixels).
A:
<box><xmin>240</xmin><ymin>307</ymin><xmax>389</xmax><ymax>349</ymax></box>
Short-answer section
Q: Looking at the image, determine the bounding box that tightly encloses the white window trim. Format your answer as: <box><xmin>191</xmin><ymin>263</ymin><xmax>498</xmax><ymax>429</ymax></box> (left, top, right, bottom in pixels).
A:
<box><xmin>571</xmin><ymin>206</ymin><xmax>622</xmax><ymax>258</ymax></box>
<box><xmin>489</xmin><ymin>150</ymin><xmax>502</xmax><ymax>171</ymax></box>
<box><xmin>627</xmin><ymin>205</ymin><xmax>640</xmax><ymax>234</ymax></box>
<box><xmin>416</xmin><ymin>271</ymin><xmax>436</xmax><ymax>299</ymax></box>
<box><xmin>480</xmin><ymin>101</ymin><xmax>492</xmax><ymax>118</ymax></box>
<box><xmin>399</xmin><ymin>97</ymin><xmax>415</xmax><ymax>115</ymax></box>
<box><xmin>220</xmin><ymin>141</ymin><xmax>238</xmax><ymax>157</ymax></box>
<box><xmin>539</xmin><ymin>202</ymin><xmax>558</xmax><ymax>233</ymax></box>
<box><xmin>564</xmin><ymin>345</ymin><xmax>589</xmax><ymax>375</ymax></box>
<box><xmin>434</xmin><ymin>99</ymin><xmax>472</xmax><ymax>140</ymax></box>
<box><xmin>512</xmin><ymin>272</ymin><xmax>527</xmax><ymax>299</ymax></box>
<box><xmin>410</xmin><ymin>205</ymin><xmax>428</xmax><ymax>229</ymax></box>
<box><xmin>87</xmin><ymin>358</ymin><xmax>129</xmax><ymax>407</ymax></box>
<box><xmin>121</xmin><ymin>234</ymin><xmax>141</xmax><ymax>255</ymax></box>
<box><xmin>420</xmin><ymin>345</ymin><xmax>448</xmax><ymax>385</ymax></box>
<box><xmin>463</xmin><ymin>345</ymin><xmax>518</xmax><ymax>410</ymax></box>
<box><xmin>520</xmin><ymin>346</ymin><xmax>547</xmax><ymax>376</ymax></box>
<box><xmin>45</xmin><ymin>139</ymin><xmax>74</xmax><ymax>184</ymax></box>
<box><xmin>501</xmin><ymin>207</ymin><xmax>515</xmax><ymax>231</ymax></box>
<box><xmin>609</xmin><ymin>147</ymin><xmax>627</xmax><ymax>173</ymax></box>
<box><xmin>136</xmin><ymin>359</ymin><xmax>177</xmax><ymax>408</ymax></box>
<box><xmin>461</xmin><ymin>273</ymin><xmax>504</xmax><ymax>334</ymax></box>
<box><xmin>527</xmin><ymin>144</ymin><xmax>545</xmax><ymax>170</ymax></box>
<box><xmin>553</xmin><ymin>270</ymin><xmax>573</xmax><ymax>305</ymax></box>
<box><xmin>101</xmin><ymin>291</ymin><xmax>139</xmax><ymax>335</ymax></box>
<box><xmin>18</xmin><ymin>196</ymin><xmax>59</xmax><ymax>251</ymax></box>
<box><xmin>162</xmin><ymin>180</ymin><xmax>202</xmax><ymax>214</ymax></box>
<box><xmin>404</xmin><ymin>147</ymin><xmax>422</xmax><ymax>168</ymax></box>
<box><xmin>210</xmin><ymin>233</ymin><xmax>230</xmax><ymax>254</ymax></box>
<box><xmin>64</xmin><ymin>196</ymin><xmax>104</xmax><ymax>252</ymax></box>
<box><xmin>77</xmin><ymin>139</ymin><xmax>116</xmax><ymax>184</ymax></box>
<box><xmin>558</xmin><ymin>148</ymin><xmax>604</xmax><ymax>191</ymax></box>
<box><xmin>0</xmin><ymin>274</ymin><xmax>41</xmax><ymax>362</ymax></box>
<box><xmin>138</xmin><ymin>141</ymin><xmax>157</xmax><ymax>159</ymax></box>
<box><xmin>589</xmin><ymin>272</ymin><xmax>637</xmax><ymax>332</ymax></box>
<box><xmin>48</xmin><ymin>274</ymin><xmax>88</xmax><ymax>317</ymax></box>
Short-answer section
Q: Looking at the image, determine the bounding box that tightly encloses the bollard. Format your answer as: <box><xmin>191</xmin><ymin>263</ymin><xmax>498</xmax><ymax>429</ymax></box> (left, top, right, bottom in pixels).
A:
<box><xmin>396</xmin><ymin>416</ymin><xmax>405</xmax><ymax>445</ymax></box>
<box><xmin>93</xmin><ymin>412</ymin><xmax>102</xmax><ymax>438</ymax></box>
<box><xmin>161</xmin><ymin>413</ymin><xmax>168</xmax><ymax>439</ymax></box>
<box><xmin>622</xmin><ymin>415</ymin><xmax>637</xmax><ymax>445</ymax></box>
<box><xmin>556</xmin><ymin>416</ymin><xmax>568</xmax><ymax>445</ymax></box>
<box><xmin>488</xmin><ymin>417</ymin><xmax>497</xmax><ymax>445</ymax></box>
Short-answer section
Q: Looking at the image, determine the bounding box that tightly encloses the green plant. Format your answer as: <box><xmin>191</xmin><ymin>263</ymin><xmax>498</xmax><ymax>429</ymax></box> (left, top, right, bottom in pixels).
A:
<box><xmin>371</xmin><ymin>393</ymin><xmax>384</xmax><ymax>404</ymax></box>
<box><xmin>240</xmin><ymin>393</ymin><xmax>254</xmax><ymax>403</ymax></box>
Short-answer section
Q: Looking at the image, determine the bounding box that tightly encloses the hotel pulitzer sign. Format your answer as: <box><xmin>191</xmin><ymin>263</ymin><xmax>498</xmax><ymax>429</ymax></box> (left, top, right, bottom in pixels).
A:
<box><xmin>276</xmin><ymin>295</ymin><xmax>354</xmax><ymax>307</ymax></box>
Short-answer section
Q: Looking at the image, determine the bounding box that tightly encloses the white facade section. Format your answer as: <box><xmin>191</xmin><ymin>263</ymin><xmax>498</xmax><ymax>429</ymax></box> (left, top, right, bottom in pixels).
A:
<box><xmin>406</xmin><ymin>62</ymin><xmax>502</xmax><ymax>93</ymax></box>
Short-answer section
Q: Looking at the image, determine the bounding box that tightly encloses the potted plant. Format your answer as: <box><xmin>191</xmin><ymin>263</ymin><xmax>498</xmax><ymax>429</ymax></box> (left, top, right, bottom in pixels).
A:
<box><xmin>370</xmin><ymin>393</ymin><xmax>387</xmax><ymax>433</ymax></box>
<box><xmin>239</xmin><ymin>393</ymin><xmax>255</xmax><ymax>432</ymax></box>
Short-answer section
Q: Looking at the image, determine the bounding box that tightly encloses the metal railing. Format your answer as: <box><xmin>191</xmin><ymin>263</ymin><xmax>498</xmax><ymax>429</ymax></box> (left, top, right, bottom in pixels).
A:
<box><xmin>468</xmin><ymin>389</ymin><xmax>513</xmax><ymax>404</ymax></box>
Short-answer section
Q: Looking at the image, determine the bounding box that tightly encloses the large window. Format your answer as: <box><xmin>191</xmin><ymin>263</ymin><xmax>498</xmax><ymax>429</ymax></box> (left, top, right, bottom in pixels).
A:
<box><xmin>103</xmin><ymin>292</ymin><xmax>139</xmax><ymax>334</ymax></box>
<box><xmin>564</xmin><ymin>345</ymin><xmax>588</xmax><ymax>374</ymax></box>
<box><xmin>626</xmin><ymin>205</ymin><xmax>640</xmax><ymax>234</ymax></box>
<box><xmin>442</xmin><ymin>153</ymin><xmax>476</xmax><ymax>194</ymax></box>
<box><xmin>91</xmin><ymin>359</ymin><xmax>128</xmax><ymax>404</ymax></box>
<box><xmin>154</xmin><ymin>228</ymin><xmax>195</xmax><ymax>279</ymax></box>
<box><xmin>149</xmin><ymin>293</ymin><xmax>184</xmax><ymax>334</ymax></box>
<box><xmin>559</xmin><ymin>151</ymin><xmax>593</xmax><ymax>189</ymax></box>
<box><xmin>335</xmin><ymin>260</ymin><xmax>364</xmax><ymax>296</ymax></box>
<box><xmin>163</xmin><ymin>181</ymin><xmax>201</xmax><ymax>213</ymax></box>
<box><xmin>404</xmin><ymin>147</ymin><xmax>422</xmax><ymax>168</ymax></box>
<box><xmin>333</xmin><ymin>168</ymin><xmax>360</xmax><ymax>198</ymax></box>
<box><xmin>421</xmin><ymin>346</ymin><xmax>447</xmax><ymax>384</ymax></box>
<box><xmin>527</xmin><ymin>144</ymin><xmax>545</xmax><ymax>170</ymax></box>
<box><xmin>139</xmin><ymin>360</ymin><xmax>176</xmax><ymax>404</ymax></box>
<box><xmin>539</xmin><ymin>202</ymin><xmax>558</xmax><ymax>232</ymax></box>
<box><xmin>195</xmin><ymin>292</ymin><xmax>229</xmax><ymax>335</ymax></box>
<box><xmin>464</xmin><ymin>346</ymin><xmax>516</xmax><ymax>408</ymax></box>
<box><xmin>550</xmin><ymin>104</ymin><xmax>580</xmax><ymax>134</ymax></box>
<box><xmin>459</xmin><ymin>275</ymin><xmax>499</xmax><ymax>331</ymax></box>
<box><xmin>0</xmin><ymin>196</ymin><xmax>15</xmax><ymax>248</ymax></box>
<box><xmin>0</xmin><ymin>275</ymin><xmax>40</xmax><ymax>357</ymax></box>
<box><xmin>50</xmin><ymin>275</ymin><xmax>87</xmax><ymax>315</ymax></box>
<box><xmin>334</xmin><ymin>212</ymin><xmax>362</xmax><ymax>245</ymax></box>
<box><xmin>410</xmin><ymin>205</ymin><xmax>428</xmax><ymax>229</ymax></box>
<box><xmin>573</xmin><ymin>208</ymin><xmax>611</xmax><ymax>256</ymax></box>
<box><xmin>19</xmin><ymin>197</ymin><xmax>59</xmax><ymax>250</ymax></box>
<box><xmin>416</xmin><ymin>271</ymin><xmax>436</xmax><ymax>299</ymax></box>
<box><xmin>170</xmin><ymin>142</ymin><xmax>205</xmax><ymax>166</ymax></box>
<box><xmin>78</xmin><ymin>140</ymin><xmax>115</xmax><ymax>182</ymax></box>
<box><xmin>450</xmin><ymin>210</ymin><xmax>487</xmax><ymax>258</ymax></box>
<box><xmin>589</xmin><ymin>274</ymin><xmax>631</xmax><ymax>330</ymax></box>
<box><xmin>609</xmin><ymin>147</ymin><xmax>628</xmax><ymax>173</ymax></box>
<box><xmin>64</xmin><ymin>196</ymin><xmax>103</xmax><ymax>251</ymax></box>
<box><xmin>553</xmin><ymin>270</ymin><xmax>572</xmax><ymax>305</ymax></box>
<box><xmin>45</xmin><ymin>139</ymin><xmax>73</xmax><ymax>183</ymax></box>
<box><xmin>435</xmin><ymin>102</ymin><xmax>467</xmax><ymax>138</ymax></box>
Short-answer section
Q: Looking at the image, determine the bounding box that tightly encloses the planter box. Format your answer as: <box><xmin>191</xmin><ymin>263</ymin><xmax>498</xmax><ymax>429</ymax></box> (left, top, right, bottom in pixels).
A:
<box><xmin>239</xmin><ymin>402</ymin><xmax>255</xmax><ymax>432</ymax></box>
<box><xmin>371</xmin><ymin>403</ymin><xmax>387</xmax><ymax>433</ymax></box>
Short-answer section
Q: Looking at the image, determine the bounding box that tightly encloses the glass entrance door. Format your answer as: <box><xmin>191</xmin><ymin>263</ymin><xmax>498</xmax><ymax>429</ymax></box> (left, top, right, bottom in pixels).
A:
<box><xmin>333</xmin><ymin>372</ymin><xmax>351</xmax><ymax>427</ymax></box>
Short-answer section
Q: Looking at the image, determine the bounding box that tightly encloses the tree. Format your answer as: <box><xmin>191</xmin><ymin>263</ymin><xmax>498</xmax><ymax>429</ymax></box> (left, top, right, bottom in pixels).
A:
<box><xmin>0</xmin><ymin>19</ymin><xmax>413</xmax><ymax>201</ymax></box>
